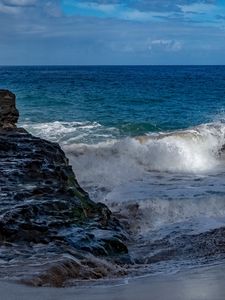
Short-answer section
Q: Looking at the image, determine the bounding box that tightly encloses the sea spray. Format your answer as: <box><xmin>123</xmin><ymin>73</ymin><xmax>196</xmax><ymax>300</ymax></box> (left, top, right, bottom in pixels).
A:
<box><xmin>62</xmin><ymin>123</ymin><xmax>225</xmax><ymax>194</ymax></box>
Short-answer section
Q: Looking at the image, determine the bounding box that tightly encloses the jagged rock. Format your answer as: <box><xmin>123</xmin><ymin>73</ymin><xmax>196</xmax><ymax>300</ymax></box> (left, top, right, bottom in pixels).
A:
<box><xmin>0</xmin><ymin>90</ymin><xmax>128</xmax><ymax>286</ymax></box>
<box><xmin>0</xmin><ymin>90</ymin><xmax>19</xmax><ymax>128</ymax></box>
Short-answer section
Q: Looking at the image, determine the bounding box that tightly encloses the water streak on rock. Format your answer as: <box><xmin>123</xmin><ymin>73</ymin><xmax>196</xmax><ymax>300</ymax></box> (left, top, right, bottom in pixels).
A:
<box><xmin>0</xmin><ymin>90</ymin><xmax>128</xmax><ymax>286</ymax></box>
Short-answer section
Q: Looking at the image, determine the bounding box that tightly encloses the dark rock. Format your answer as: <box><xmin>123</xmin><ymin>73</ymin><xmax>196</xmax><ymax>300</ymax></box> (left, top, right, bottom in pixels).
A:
<box><xmin>0</xmin><ymin>90</ymin><xmax>129</xmax><ymax>286</ymax></box>
<box><xmin>0</xmin><ymin>90</ymin><xmax>19</xmax><ymax>128</ymax></box>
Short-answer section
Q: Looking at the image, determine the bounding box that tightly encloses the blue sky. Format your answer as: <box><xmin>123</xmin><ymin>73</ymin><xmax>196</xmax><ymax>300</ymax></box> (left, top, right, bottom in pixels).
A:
<box><xmin>0</xmin><ymin>0</ymin><xmax>225</xmax><ymax>65</ymax></box>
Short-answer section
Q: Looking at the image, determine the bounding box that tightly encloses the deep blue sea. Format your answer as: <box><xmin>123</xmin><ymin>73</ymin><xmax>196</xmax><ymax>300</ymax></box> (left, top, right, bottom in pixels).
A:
<box><xmin>1</xmin><ymin>65</ymin><xmax>225</xmax><ymax>134</ymax></box>
<box><xmin>2</xmin><ymin>65</ymin><xmax>225</xmax><ymax>275</ymax></box>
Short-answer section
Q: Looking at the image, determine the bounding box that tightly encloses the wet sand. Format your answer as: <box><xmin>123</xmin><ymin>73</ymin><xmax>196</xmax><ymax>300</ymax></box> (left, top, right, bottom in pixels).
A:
<box><xmin>1</xmin><ymin>264</ymin><xmax>225</xmax><ymax>300</ymax></box>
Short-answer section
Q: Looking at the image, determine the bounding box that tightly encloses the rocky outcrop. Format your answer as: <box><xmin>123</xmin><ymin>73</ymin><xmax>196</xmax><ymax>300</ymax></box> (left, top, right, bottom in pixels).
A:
<box><xmin>0</xmin><ymin>90</ymin><xmax>128</xmax><ymax>286</ymax></box>
<box><xmin>0</xmin><ymin>90</ymin><xmax>19</xmax><ymax>128</ymax></box>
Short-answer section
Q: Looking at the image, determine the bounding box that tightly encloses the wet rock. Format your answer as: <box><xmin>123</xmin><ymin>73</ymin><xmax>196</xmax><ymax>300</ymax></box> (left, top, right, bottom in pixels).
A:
<box><xmin>0</xmin><ymin>90</ymin><xmax>19</xmax><ymax>128</ymax></box>
<box><xmin>0</xmin><ymin>90</ymin><xmax>128</xmax><ymax>286</ymax></box>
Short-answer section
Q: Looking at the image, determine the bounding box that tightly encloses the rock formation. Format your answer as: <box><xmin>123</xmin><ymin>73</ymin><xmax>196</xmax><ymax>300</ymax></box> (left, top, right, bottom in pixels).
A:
<box><xmin>0</xmin><ymin>90</ymin><xmax>128</xmax><ymax>286</ymax></box>
<box><xmin>0</xmin><ymin>90</ymin><xmax>19</xmax><ymax>128</ymax></box>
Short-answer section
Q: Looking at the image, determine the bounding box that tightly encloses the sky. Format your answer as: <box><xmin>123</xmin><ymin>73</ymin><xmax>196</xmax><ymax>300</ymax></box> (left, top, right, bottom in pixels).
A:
<box><xmin>0</xmin><ymin>0</ymin><xmax>225</xmax><ymax>65</ymax></box>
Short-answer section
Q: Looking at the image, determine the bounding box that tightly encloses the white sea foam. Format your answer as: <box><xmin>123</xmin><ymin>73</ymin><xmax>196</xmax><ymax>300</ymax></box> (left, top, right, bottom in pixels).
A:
<box><xmin>24</xmin><ymin>121</ymin><xmax>225</xmax><ymax>232</ymax></box>
<box><xmin>64</xmin><ymin>122</ymin><xmax>225</xmax><ymax>188</ymax></box>
<box><xmin>23</xmin><ymin>120</ymin><xmax>225</xmax><ymax>190</ymax></box>
<box><xmin>62</xmin><ymin>122</ymin><xmax>225</xmax><ymax>232</ymax></box>
<box><xmin>107</xmin><ymin>197</ymin><xmax>225</xmax><ymax>235</ymax></box>
<box><xmin>22</xmin><ymin>121</ymin><xmax>117</xmax><ymax>144</ymax></box>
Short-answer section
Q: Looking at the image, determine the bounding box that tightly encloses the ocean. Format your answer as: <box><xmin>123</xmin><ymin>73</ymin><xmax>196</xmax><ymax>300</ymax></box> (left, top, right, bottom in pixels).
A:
<box><xmin>2</xmin><ymin>65</ymin><xmax>225</xmax><ymax>276</ymax></box>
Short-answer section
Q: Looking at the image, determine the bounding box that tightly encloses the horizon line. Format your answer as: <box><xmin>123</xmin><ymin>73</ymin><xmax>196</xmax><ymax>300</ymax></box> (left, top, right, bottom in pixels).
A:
<box><xmin>1</xmin><ymin>64</ymin><xmax>225</xmax><ymax>67</ymax></box>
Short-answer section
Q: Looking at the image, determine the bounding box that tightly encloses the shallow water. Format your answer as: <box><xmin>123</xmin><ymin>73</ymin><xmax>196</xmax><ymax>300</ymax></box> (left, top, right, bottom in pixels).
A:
<box><xmin>2</xmin><ymin>263</ymin><xmax>225</xmax><ymax>300</ymax></box>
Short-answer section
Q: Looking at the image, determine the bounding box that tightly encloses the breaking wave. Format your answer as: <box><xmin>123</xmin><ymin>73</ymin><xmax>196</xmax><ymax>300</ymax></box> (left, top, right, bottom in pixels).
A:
<box><xmin>63</xmin><ymin>122</ymin><xmax>225</xmax><ymax>188</ymax></box>
<box><xmin>108</xmin><ymin>197</ymin><xmax>225</xmax><ymax>235</ymax></box>
<box><xmin>63</xmin><ymin>121</ymin><xmax>225</xmax><ymax>233</ymax></box>
<box><xmin>23</xmin><ymin>120</ymin><xmax>225</xmax><ymax>175</ymax></box>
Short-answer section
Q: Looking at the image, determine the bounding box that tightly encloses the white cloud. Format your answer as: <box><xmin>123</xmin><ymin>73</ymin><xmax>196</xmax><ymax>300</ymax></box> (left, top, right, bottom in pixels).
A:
<box><xmin>44</xmin><ymin>1</ymin><xmax>61</xmax><ymax>17</ymax></box>
<box><xmin>150</xmin><ymin>39</ymin><xmax>183</xmax><ymax>51</ymax></box>
<box><xmin>72</xmin><ymin>2</ymin><xmax>117</xmax><ymax>14</ymax></box>
<box><xmin>179</xmin><ymin>3</ymin><xmax>216</xmax><ymax>13</ymax></box>
<box><xmin>92</xmin><ymin>3</ymin><xmax>117</xmax><ymax>13</ymax></box>
<box><xmin>121</xmin><ymin>10</ymin><xmax>153</xmax><ymax>21</ymax></box>
<box><xmin>108</xmin><ymin>37</ymin><xmax>183</xmax><ymax>54</ymax></box>
<box><xmin>120</xmin><ymin>9</ymin><xmax>170</xmax><ymax>21</ymax></box>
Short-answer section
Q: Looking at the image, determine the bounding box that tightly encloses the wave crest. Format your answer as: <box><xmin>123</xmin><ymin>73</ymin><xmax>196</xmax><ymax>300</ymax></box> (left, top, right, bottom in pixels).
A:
<box><xmin>64</xmin><ymin>123</ymin><xmax>225</xmax><ymax>189</ymax></box>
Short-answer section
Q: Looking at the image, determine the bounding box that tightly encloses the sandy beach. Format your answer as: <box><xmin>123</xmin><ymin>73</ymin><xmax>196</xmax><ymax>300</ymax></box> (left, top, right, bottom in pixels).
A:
<box><xmin>1</xmin><ymin>263</ymin><xmax>225</xmax><ymax>300</ymax></box>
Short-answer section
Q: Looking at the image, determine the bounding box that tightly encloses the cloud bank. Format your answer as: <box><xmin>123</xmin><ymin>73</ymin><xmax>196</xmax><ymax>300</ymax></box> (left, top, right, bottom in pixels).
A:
<box><xmin>0</xmin><ymin>0</ymin><xmax>224</xmax><ymax>65</ymax></box>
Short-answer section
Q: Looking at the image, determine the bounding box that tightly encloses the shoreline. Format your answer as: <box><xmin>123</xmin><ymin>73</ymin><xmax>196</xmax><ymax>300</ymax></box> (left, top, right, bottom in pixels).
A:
<box><xmin>1</xmin><ymin>263</ymin><xmax>225</xmax><ymax>300</ymax></box>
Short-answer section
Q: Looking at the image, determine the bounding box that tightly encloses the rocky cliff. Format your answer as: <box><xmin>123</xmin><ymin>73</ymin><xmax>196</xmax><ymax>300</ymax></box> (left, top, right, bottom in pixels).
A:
<box><xmin>0</xmin><ymin>90</ymin><xmax>128</xmax><ymax>287</ymax></box>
